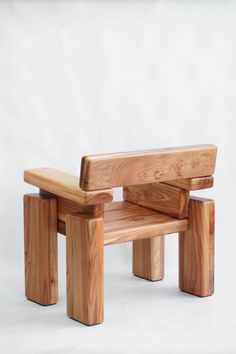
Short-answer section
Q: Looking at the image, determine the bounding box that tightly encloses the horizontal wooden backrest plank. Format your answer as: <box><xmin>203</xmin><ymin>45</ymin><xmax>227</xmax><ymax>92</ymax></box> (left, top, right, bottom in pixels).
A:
<box><xmin>80</xmin><ymin>144</ymin><xmax>217</xmax><ymax>191</ymax></box>
<box><xmin>24</xmin><ymin>168</ymin><xmax>113</xmax><ymax>205</ymax></box>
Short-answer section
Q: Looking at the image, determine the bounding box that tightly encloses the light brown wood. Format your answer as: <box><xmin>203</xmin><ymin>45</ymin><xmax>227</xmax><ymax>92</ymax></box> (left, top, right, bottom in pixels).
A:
<box><xmin>80</xmin><ymin>144</ymin><xmax>217</xmax><ymax>190</ymax></box>
<box><xmin>66</xmin><ymin>215</ymin><xmax>104</xmax><ymax>325</ymax></box>
<box><xmin>133</xmin><ymin>236</ymin><xmax>164</xmax><ymax>281</ymax></box>
<box><xmin>124</xmin><ymin>183</ymin><xmax>189</xmax><ymax>219</ymax></box>
<box><xmin>164</xmin><ymin>176</ymin><xmax>214</xmax><ymax>191</ymax></box>
<box><xmin>40</xmin><ymin>189</ymin><xmax>104</xmax><ymax>223</ymax></box>
<box><xmin>24</xmin><ymin>194</ymin><xmax>58</xmax><ymax>305</ymax></box>
<box><xmin>104</xmin><ymin>201</ymin><xmax>188</xmax><ymax>246</ymax></box>
<box><xmin>179</xmin><ymin>197</ymin><xmax>214</xmax><ymax>297</ymax></box>
<box><xmin>58</xmin><ymin>220</ymin><xmax>66</xmax><ymax>235</ymax></box>
<box><xmin>57</xmin><ymin>196</ymin><xmax>103</xmax><ymax>222</ymax></box>
<box><xmin>24</xmin><ymin>167</ymin><xmax>113</xmax><ymax>204</ymax></box>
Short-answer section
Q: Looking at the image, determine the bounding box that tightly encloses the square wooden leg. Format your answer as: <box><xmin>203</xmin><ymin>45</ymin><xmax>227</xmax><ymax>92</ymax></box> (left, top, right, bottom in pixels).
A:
<box><xmin>132</xmin><ymin>236</ymin><xmax>165</xmax><ymax>281</ymax></box>
<box><xmin>66</xmin><ymin>215</ymin><xmax>104</xmax><ymax>325</ymax></box>
<box><xmin>179</xmin><ymin>197</ymin><xmax>215</xmax><ymax>297</ymax></box>
<box><xmin>24</xmin><ymin>194</ymin><xmax>58</xmax><ymax>305</ymax></box>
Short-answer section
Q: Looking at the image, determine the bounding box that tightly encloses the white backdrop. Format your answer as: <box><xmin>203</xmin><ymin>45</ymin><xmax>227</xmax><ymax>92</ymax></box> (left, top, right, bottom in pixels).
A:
<box><xmin>0</xmin><ymin>1</ymin><xmax>236</xmax><ymax>353</ymax></box>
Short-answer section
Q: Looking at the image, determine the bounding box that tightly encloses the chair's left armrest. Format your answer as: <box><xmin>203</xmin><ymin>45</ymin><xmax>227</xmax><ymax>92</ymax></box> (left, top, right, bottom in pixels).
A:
<box><xmin>24</xmin><ymin>167</ymin><xmax>113</xmax><ymax>205</ymax></box>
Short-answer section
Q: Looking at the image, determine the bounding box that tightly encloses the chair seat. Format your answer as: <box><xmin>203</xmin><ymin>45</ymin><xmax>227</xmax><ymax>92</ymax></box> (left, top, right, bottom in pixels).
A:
<box><xmin>104</xmin><ymin>201</ymin><xmax>188</xmax><ymax>245</ymax></box>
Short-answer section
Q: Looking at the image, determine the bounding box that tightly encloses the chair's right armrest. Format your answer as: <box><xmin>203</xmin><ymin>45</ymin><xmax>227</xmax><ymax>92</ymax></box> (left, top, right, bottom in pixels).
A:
<box><xmin>24</xmin><ymin>167</ymin><xmax>113</xmax><ymax>205</ymax></box>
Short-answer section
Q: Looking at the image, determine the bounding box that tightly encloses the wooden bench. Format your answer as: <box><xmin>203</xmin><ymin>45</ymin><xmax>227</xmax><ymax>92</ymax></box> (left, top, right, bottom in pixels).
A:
<box><xmin>23</xmin><ymin>144</ymin><xmax>217</xmax><ymax>325</ymax></box>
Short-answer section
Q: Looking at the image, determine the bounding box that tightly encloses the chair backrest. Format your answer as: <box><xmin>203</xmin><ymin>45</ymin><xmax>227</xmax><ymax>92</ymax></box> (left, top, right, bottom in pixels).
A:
<box><xmin>80</xmin><ymin>144</ymin><xmax>217</xmax><ymax>191</ymax></box>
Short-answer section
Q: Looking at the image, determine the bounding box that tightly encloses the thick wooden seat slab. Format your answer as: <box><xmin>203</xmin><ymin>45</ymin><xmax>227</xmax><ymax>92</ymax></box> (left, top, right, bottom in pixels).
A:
<box><xmin>103</xmin><ymin>201</ymin><xmax>188</xmax><ymax>245</ymax></box>
<box><xmin>24</xmin><ymin>168</ymin><xmax>113</xmax><ymax>205</ymax></box>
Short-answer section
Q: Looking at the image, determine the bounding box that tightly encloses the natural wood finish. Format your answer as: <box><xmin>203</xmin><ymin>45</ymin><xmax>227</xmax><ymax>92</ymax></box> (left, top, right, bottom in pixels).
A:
<box><xmin>103</xmin><ymin>201</ymin><xmax>188</xmax><ymax>246</ymax></box>
<box><xmin>133</xmin><ymin>236</ymin><xmax>164</xmax><ymax>281</ymax></box>
<box><xmin>24</xmin><ymin>167</ymin><xmax>113</xmax><ymax>205</ymax></box>
<box><xmin>80</xmin><ymin>144</ymin><xmax>217</xmax><ymax>190</ymax></box>
<box><xmin>57</xmin><ymin>196</ymin><xmax>103</xmax><ymax>222</ymax></box>
<box><xmin>164</xmin><ymin>176</ymin><xmax>214</xmax><ymax>191</ymax></box>
<box><xmin>124</xmin><ymin>183</ymin><xmax>189</xmax><ymax>219</ymax></box>
<box><xmin>66</xmin><ymin>215</ymin><xmax>104</xmax><ymax>325</ymax></box>
<box><xmin>58</xmin><ymin>220</ymin><xmax>66</xmax><ymax>235</ymax></box>
<box><xmin>179</xmin><ymin>197</ymin><xmax>215</xmax><ymax>297</ymax></box>
<box><xmin>40</xmin><ymin>189</ymin><xmax>104</xmax><ymax>223</ymax></box>
<box><xmin>24</xmin><ymin>194</ymin><xmax>58</xmax><ymax>305</ymax></box>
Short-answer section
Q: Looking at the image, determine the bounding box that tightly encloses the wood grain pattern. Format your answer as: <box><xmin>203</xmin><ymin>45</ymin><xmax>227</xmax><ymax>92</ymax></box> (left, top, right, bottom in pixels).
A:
<box><xmin>164</xmin><ymin>176</ymin><xmax>214</xmax><ymax>191</ymax></box>
<box><xmin>57</xmin><ymin>196</ymin><xmax>103</xmax><ymax>222</ymax></box>
<box><xmin>133</xmin><ymin>236</ymin><xmax>164</xmax><ymax>281</ymax></box>
<box><xmin>80</xmin><ymin>144</ymin><xmax>217</xmax><ymax>190</ymax></box>
<box><xmin>24</xmin><ymin>167</ymin><xmax>113</xmax><ymax>204</ymax></box>
<box><xmin>179</xmin><ymin>197</ymin><xmax>215</xmax><ymax>297</ymax></box>
<box><xmin>124</xmin><ymin>183</ymin><xmax>189</xmax><ymax>219</ymax></box>
<box><xmin>24</xmin><ymin>194</ymin><xmax>58</xmax><ymax>305</ymax></box>
<box><xmin>103</xmin><ymin>201</ymin><xmax>188</xmax><ymax>245</ymax></box>
<box><xmin>66</xmin><ymin>215</ymin><xmax>104</xmax><ymax>325</ymax></box>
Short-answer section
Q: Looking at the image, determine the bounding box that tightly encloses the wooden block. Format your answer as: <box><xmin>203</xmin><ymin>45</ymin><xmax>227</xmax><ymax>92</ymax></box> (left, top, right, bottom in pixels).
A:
<box><xmin>24</xmin><ymin>194</ymin><xmax>58</xmax><ymax>305</ymax></box>
<box><xmin>66</xmin><ymin>215</ymin><xmax>104</xmax><ymax>325</ymax></box>
<box><xmin>80</xmin><ymin>144</ymin><xmax>217</xmax><ymax>190</ymax></box>
<box><xmin>57</xmin><ymin>196</ymin><xmax>104</xmax><ymax>222</ymax></box>
<box><xmin>104</xmin><ymin>201</ymin><xmax>188</xmax><ymax>246</ymax></box>
<box><xmin>24</xmin><ymin>167</ymin><xmax>113</xmax><ymax>205</ymax></box>
<box><xmin>164</xmin><ymin>176</ymin><xmax>214</xmax><ymax>191</ymax></box>
<box><xmin>58</xmin><ymin>220</ymin><xmax>66</xmax><ymax>236</ymax></box>
<box><xmin>124</xmin><ymin>183</ymin><xmax>189</xmax><ymax>219</ymax></box>
<box><xmin>179</xmin><ymin>197</ymin><xmax>215</xmax><ymax>297</ymax></box>
<box><xmin>133</xmin><ymin>236</ymin><xmax>164</xmax><ymax>281</ymax></box>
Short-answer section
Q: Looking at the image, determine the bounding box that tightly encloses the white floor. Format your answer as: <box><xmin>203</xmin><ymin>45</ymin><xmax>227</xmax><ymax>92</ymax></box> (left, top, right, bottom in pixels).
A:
<box><xmin>1</xmin><ymin>241</ymin><xmax>236</xmax><ymax>354</ymax></box>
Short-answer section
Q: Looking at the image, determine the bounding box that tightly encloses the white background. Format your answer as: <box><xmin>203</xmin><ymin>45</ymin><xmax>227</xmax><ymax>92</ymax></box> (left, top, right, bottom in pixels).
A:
<box><xmin>0</xmin><ymin>1</ymin><xmax>236</xmax><ymax>353</ymax></box>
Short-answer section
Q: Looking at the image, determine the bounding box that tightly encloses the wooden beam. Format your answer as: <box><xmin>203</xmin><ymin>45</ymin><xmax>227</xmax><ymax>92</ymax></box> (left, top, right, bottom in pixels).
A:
<box><xmin>164</xmin><ymin>176</ymin><xmax>214</xmax><ymax>191</ymax></box>
<box><xmin>80</xmin><ymin>144</ymin><xmax>217</xmax><ymax>190</ymax></box>
<box><xmin>57</xmin><ymin>196</ymin><xmax>103</xmax><ymax>222</ymax></box>
<box><xmin>124</xmin><ymin>183</ymin><xmax>189</xmax><ymax>219</ymax></box>
<box><xmin>179</xmin><ymin>197</ymin><xmax>215</xmax><ymax>297</ymax></box>
<box><xmin>24</xmin><ymin>168</ymin><xmax>113</xmax><ymax>205</ymax></box>
<box><xmin>66</xmin><ymin>215</ymin><xmax>104</xmax><ymax>325</ymax></box>
<box><xmin>133</xmin><ymin>236</ymin><xmax>164</xmax><ymax>281</ymax></box>
<box><xmin>104</xmin><ymin>201</ymin><xmax>188</xmax><ymax>246</ymax></box>
<box><xmin>24</xmin><ymin>194</ymin><xmax>58</xmax><ymax>305</ymax></box>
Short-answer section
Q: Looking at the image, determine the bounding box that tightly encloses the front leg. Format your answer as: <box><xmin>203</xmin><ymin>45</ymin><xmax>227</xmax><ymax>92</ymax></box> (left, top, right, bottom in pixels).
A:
<box><xmin>66</xmin><ymin>215</ymin><xmax>104</xmax><ymax>325</ymax></box>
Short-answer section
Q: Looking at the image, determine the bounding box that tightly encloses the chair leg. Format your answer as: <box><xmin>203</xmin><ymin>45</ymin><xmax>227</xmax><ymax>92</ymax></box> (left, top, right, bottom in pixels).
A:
<box><xmin>24</xmin><ymin>194</ymin><xmax>58</xmax><ymax>305</ymax></box>
<box><xmin>179</xmin><ymin>197</ymin><xmax>215</xmax><ymax>297</ymax></box>
<box><xmin>66</xmin><ymin>215</ymin><xmax>104</xmax><ymax>325</ymax></box>
<box><xmin>132</xmin><ymin>236</ymin><xmax>165</xmax><ymax>281</ymax></box>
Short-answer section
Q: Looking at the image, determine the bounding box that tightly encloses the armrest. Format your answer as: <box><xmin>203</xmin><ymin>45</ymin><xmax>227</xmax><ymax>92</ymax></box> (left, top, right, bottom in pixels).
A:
<box><xmin>24</xmin><ymin>168</ymin><xmax>113</xmax><ymax>205</ymax></box>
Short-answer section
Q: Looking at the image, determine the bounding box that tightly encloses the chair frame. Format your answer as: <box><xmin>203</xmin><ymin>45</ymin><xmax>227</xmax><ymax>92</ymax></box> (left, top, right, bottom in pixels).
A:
<box><xmin>23</xmin><ymin>144</ymin><xmax>217</xmax><ymax>325</ymax></box>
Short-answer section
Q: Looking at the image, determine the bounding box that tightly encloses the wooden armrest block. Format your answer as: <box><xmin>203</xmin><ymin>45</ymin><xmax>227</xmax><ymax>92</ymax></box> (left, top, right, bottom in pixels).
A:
<box><xmin>24</xmin><ymin>168</ymin><xmax>113</xmax><ymax>205</ymax></box>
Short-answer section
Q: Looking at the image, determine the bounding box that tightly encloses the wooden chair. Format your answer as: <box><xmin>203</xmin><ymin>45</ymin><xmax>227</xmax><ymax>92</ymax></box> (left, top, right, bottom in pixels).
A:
<box><xmin>23</xmin><ymin>144</ymin><xmax>217</xmax><ymax>325</ymax></box>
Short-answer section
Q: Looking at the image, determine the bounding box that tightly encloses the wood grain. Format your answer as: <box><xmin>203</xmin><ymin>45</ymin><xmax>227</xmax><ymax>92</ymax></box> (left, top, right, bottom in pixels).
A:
<box><xmin>57</xmin><ymin>196</ymin><xmax>103</xmax><ymax>222</ymax></box>
<box><xmin>124</xmin><ymin>183</ymin><xmax>189</xmax><ymax>219</ymax></box>
<box><xmin>24</xmin><ymin>167</ymin><xmax>113</xmax><ymax>204</ymax></box>
<box><xmin>133</xmin><ymin>236</ymin><xmax>164</xmax><ymax>281</ymax></box>
<box><xmin>164</xmin><ymin>176</ymin><xmax>214</xmax><ymax>191</ymax></box>
<box><xmin>66</xmin><ymin>215</ymin><xmax>104</xmax><ymax>325</ymax></box>
<box><xmin>24</xmin><ymin>194</ymin><xmax>58</xmax><ymax>305</ymax></box>
<box><xmin>80</xmin><ymin>144</ymin><xmax>217</xmax><ymax>190</ymax></box>
<box><xmin>104</xmin><ymin>201</ymin><xmax>188</xmax><ymax>245</ymax></box>
<box><xmin>179</xmin><ymin>197</ymin><xmax>215</xmax><ymax>297</ymax></box>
